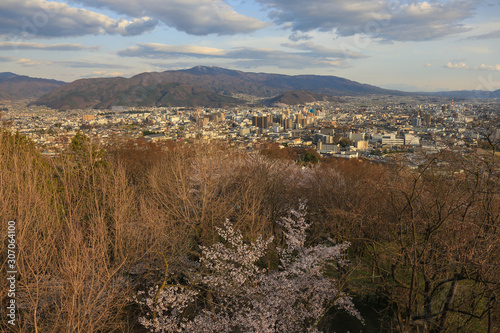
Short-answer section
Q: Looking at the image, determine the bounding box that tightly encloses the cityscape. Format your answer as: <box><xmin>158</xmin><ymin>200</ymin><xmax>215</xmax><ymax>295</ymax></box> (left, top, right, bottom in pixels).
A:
<box><xmin>2</xmin><ymin>93</ymin><xmax>499</xmax><ymax>167</ymax></box>
<box><xmin>1</xmin><ymin>0</ymin><xmax>500</xmax><ymax>332</ymax></box>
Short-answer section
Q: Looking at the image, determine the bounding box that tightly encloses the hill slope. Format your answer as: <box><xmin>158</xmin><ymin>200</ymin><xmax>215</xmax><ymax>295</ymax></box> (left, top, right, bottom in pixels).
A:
<box><xmin>265</xmin><ymin>90</ymin><xmax>342</xmax><ymax>106</ymax></box>
<box><xmin>0</xmin><ymin>73</ymin><xmax>65</xmax><ymax>100</ymax></box>
<box><xmin>33</xmin><ymin>66</ymin><xmax>410</xmax><ymax>109</ymax></box>
<box><xmin>156</xmin><ymin>66</ymin><xmax>408</xmax><ymax>97</ymax></box>
<box><xmin>33</xmin><ymin>76</ymin><xmax>244</xmax><ymax>110</ymax></box>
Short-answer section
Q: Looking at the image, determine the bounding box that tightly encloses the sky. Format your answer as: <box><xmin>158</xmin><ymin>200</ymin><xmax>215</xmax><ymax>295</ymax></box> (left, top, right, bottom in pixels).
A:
<box><xmin>1</xmin><ymin>0</ymin><xmax>500</xmax><ymax>92</ymax></box>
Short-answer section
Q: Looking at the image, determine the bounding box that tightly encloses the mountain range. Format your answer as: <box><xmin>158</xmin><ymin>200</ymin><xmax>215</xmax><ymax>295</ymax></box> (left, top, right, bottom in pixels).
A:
<box><xmin>1</xmin><ymin>67</ymin><xmax>499</xmax><ymax>109</ymax></box>
<box><xmin>423</xmin><ymin>90</ymin><xmax>500</xmax><ymax>99</ymax></box>
<box><xmin>0</xmin><ymin>73</ymin><xmax>65</xmax><ymax>101</ymax></box>
<box><xmin>30</xmin><ymin>66</ymin><xmax>411</xmax><ymax>109</ymax></box>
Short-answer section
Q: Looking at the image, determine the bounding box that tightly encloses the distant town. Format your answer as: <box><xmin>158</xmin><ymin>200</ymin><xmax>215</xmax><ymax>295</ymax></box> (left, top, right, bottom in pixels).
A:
<box><xmin>1</xmin><ymin>95</ymin><xmax>499</xmax><ymax>167</ymax></box>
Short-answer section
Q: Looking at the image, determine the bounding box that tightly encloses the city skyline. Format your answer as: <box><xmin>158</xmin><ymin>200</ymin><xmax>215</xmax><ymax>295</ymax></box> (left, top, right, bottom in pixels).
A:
<box><xmin>1</xmin><ymin>0</ymin><xmax>500</xmax><ymax>92</ymax></box>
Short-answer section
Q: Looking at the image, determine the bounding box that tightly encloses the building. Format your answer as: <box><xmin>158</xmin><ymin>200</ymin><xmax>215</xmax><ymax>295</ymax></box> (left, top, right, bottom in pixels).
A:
<box><xmin>252</xmin><ymin>114</ymin><xmax>273</xmax><ymax>128</ymax></box>
<box><xmin>144</xmin><ymin>133</ymin><xmax>166</xmax><ymax>142</ymax></box>
<box><xmin>404</xmin><ymin>133</ymin><xmax>420</xmax><ymax>146</ymax></box>
<box><xmin>423</xmin><ymin>113</ymin><xmax>432</xmax><ymax>125</ymax></box>
<box><xmin>82</xmin><ymin>114</ymin><xmax>95</xmax><ymax>121</ymax></box>
<box><xmin>317</xmin><ymin>141</ymin><xmax>340</xmax><ymax>153</ymax></box>
<box><xmin>319</xmin><ymin>128</ymin><xmax>335</xmax><ymax>136</ymax></box>
<box><xmin>314</xmin><ymin>133</ymin><xmax>334</xmax><ymax>144</ymax></box>
<box><xmin>355</xmin><ymin>140</ymin><xmax>369</xmax><ymax>151</ymax></box>
<box><xmin>381</xmin><ymin>133</ymin><xmax>404</xmax><ymax>146</ymax></box>
<box><xmin>209</xmin><ymin>112</ymin><xmax>225</xmax><ymax>123</ymax></box>
<box><xmin>197</xmin><ymin>116</ymin><xmax>209</xmax><ymax>127</ymax></box>
<box><xmin>348</xmin><ymin>132</ymin><xmax>365</xmax><ymax>142</ymax></box>
<box><xmin>413</xmin><ymin>117</ymin><xmax>422</xmax><ymax>127</ymax></box>
<box><xmin>332</xmin><ymin>151</ymin><xmax>359</xmax><ymax>159</ymax></box>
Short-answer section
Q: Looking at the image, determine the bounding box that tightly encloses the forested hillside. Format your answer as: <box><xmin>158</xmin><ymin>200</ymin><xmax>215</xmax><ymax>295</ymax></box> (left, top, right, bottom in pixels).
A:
<box><xmin>0</xmin><ymin>131</ymin><xmax>498</xmax><ymax>332</ymax></box>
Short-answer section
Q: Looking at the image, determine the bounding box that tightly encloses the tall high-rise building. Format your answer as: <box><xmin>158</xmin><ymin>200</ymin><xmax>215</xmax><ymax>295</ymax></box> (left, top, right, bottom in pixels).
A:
<box><xmin>252</xmin><ymin>114</ymin><xmax>272</xmax><ymax>128</ymax></box>
<box><xmin>413</xmin><ymin>117</ymin><xmax>422</xmax><ymax>127</ymax></box>
<box><xmin>423</xmin><ymin>113</ymin><xmax>432</xmax><ymax>125</ymax></box>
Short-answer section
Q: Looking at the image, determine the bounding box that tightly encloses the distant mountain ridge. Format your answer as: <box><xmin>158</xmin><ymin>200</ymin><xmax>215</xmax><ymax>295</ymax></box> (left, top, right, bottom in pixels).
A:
<box><xmin>423</xmin><ymin>89</ymin><xmax>500</xmax><ymax>99</ymax></box>
<box><xmin>33</xmin><ymin>66</ymin><xmax>413</xmax><ymax>109</ymax></box>
<box><xmin>4</xmin><ymin>68</ymin><xmax>500</xmax><ymax>107</ymax></box>
<box><xmin>0</xmin><ymin>73</ymin><xmax>65</xmax><ymax>100</ymax></box>
<box><xmin>175</xmin><ymin>66</ymin><xmax>409</xmax><ymax>97</ymax></box>
<box><xmin>0</xmin><ymin>72</ymin><xmax>18</xmax><ymax>81</ymax></box>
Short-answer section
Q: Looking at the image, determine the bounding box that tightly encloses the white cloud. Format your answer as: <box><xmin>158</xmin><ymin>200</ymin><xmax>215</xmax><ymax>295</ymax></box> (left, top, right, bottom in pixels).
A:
<box><xmin>281</xmin><ymin>42</ymin><xmax>366</xmax><ymax>59</ymax></box>
<box><xmin>69</xmin><ymin>0</ymin><xmax>269</xmax><ymax>35</ymax></box>
<box><xmin>445</xmin><ymin>62</ymin><xmax>500</xmax><ymax>71</ymax></box>
<box><xmin>17</xmin><ymin>58</ymin><xmax>51</xmax><ymax>66</ymax></box>
<box><xmin>117</xmin><ymin>42</ymin><xmax>363</xmax><ymax>69</ymax></box>
<box><xmin>119</xmin><ymin>42</ymin><xmax>364</xmax><ymax>60</ymax></box>
<box><xmin>446</xmin><ymin>62</ymin><xmax>469</xmax><ymax>69</ymax></box>
<box><xmin>0</xmin><ymin>55</ymin><xmax>13</xmax><ymax>62</ymax></box>
<box><xmin>0</xmin><ymin>42</ymin><xmax>99</xmax><ymax>51</ymax></box>
<box><xmin>478</xmin><ymin>64</ymin><xmax>500</xmax><ymax>71</ymax></box>
<box><xmin>0</xmin><ymin>0</ymin><xmax>156</xmax><ymax>39</ymax></box>
<box><xmin>54</xmin><ymin>61</ymin><xmax>132</xmax><ymax>69</ymax></box>
<box><xmin>13</xmin><ymin>57</ymin><xmax>131</xmax><ymax>69</ymax></box>
<box><xmin>256</xmin><ymin>0</ymin><xmax>478</xmax><ymax>41</ymax></box>
<box><xmin>82</xmin><ymin>71</ymin><xmax>125</xmax><ymax>77</ymax></box>
<box><xmin>226</xmin><ymin>47</ymin><xmax>345</xmax><ymax>69</ymax></box>
<box><xmin>119</xmin><ymin>44</ymin><xmax>227</xmax><ymax>58</ymax></box>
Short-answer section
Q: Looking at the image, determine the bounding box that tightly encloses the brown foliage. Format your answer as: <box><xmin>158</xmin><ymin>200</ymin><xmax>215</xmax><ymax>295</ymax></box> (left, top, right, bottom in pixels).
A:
<box><xmin>0</xmin><ymin>131</ymin><xmax>498</xmax><ymax>332</ymax></box>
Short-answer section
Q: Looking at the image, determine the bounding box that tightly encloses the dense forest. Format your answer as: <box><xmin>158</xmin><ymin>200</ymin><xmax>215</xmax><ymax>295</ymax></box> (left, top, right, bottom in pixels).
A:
<box><xmin>1</xmin><ymin>130</ymin><xmax>498</xmax><ymax>332</ymax></box>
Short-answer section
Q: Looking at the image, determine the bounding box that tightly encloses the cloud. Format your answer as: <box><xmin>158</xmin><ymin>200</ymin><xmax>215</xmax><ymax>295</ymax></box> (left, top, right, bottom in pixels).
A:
<box><xmin>281</xmin><ymin>42</ymin><xmax>366</xmax><ymax>59</ymax></box>
<box><xmin>288</xmin><ymin>32</ymin><xmax>313</xmax><ymax>42</ymax></box>
<box><xmin>117</xmin><ymin>42</ymin><xmax>363</xmax><ymax>69</ymax></box>
<box><xmin>68</xmin><ymin>0</ymin><xmax>268</xmax><ymax>35</ymax></box>
<box><xmin>82</xmin><ymin>71</ymin><xmax>125</xmax><ymax>78</ymax></box>
<box><xmin>118</xmin><ymin>44</ymin><xmax>227</xmax><ymax>58</ymax></box>
<box><xmin>445</xmin><ymin>62</ymin><xmax>500</xmax><ymax>71</ymax></box>
<box><xmin>17</xmin><ymin>58</ymin><xmax>51</xmax><ymax>66</ymax></box>
<box><xmin>13</xmin><ymin>57</ymin><xmax>132</xmax><ymax>69</ymax></box>
<box><xmin>255</xmin><ymin>0</ymin><xmax>478</xmax><ymax>41</ymax></box>
<box><xmin>446</xmin><ymin>62</ymin><xmax>469</xmax><ymax>69</ymax></box>
<box><xmin>227</xmin><ymin>48</ymin><xmax>344</xmax><ymax>69</ymax></box>
<box><xmin>424</xmin><ymin>63</ymin><xmax>432</xmax><ymax>67</ymax></box>
<box><xmin>107</xmin><ymin>17</ymin><xmax>158</xmax><ymax>36</ymax></box>
<box><xmin>0</xmin><ymin>0</ymin><xmax>156</xmax><ymax>39</ymax></box>
<box><xmin>0</xmin><ymin>42</ymin><xmax>99</xmax><ymax>51</ymax></box>
<box><xmin>466</xmin><ymin>29</ymin><xmax>500</xmax><ymax>40</ymax></box>
<box><xmin>478</xmin><ymin>64</ymin><xmax>500</xmax><ymax>71</ymax></box>
<box><xmin>0</xmin><ymin>55</ymin><xmax>13</xmax><ymax>62</ymax></box>
<box><xmin>54</xmin><ymin>61</ymin><xmax>132</xmax><ymax>69</ymax></box>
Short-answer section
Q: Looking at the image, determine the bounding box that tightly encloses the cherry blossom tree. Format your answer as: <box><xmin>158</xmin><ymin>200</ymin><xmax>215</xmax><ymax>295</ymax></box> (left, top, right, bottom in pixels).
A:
<box><xmin>135</xmin><ymin>203</ymin><xmax>362</xmax><ymax>332</ymax></box>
